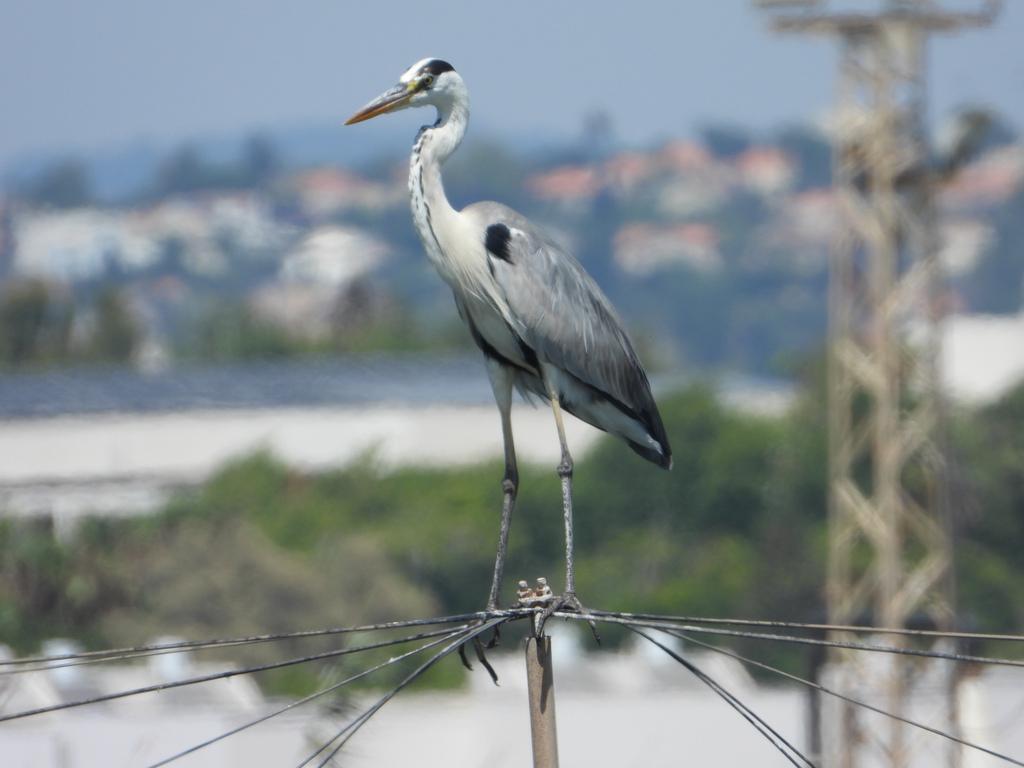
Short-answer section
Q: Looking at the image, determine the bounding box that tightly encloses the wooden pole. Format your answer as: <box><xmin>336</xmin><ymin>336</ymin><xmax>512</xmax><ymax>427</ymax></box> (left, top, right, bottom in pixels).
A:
<box><xmin>525</xmin><ymin>636</ymin><xmax>559</xmax><ymax>768</ymax></box>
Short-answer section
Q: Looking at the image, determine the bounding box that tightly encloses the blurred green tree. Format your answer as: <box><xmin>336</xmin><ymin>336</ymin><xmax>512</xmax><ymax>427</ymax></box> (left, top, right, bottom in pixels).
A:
<box><xmin>88</xmin><ymin>287</ymin><xmax>139</xmax><ymax>363</ymax></box>
<box><xmin>5</xmin><ymin>374</ymin><xmax>1024</xmax><ymax>683</ymax></box>
<box><xmin>700</xmin><ymin>124</ymin><xmax>752</xmax><ymax>159</ymax></box>
<box><xmin>964</xmin><ymin>184</ymin><xmax>1024</xmax><ymax>313</ymax></box>
<box><xmin>19</xmin><ymin>158</ymin><xmax>94</xmax><ymax>209</ymax></box>
<box><xmin>0</xmin><ymin>279</ymin><xmax>73</xmax><ymax>369</ymax></box>
<box><xmin>241</xmin><ymin>134</ymin><xmax>280</xmax><ymax>189</ymax></box>
<box><xmin>774</xmin><ymin>125</ymin><xmax>832</xmax><ymax>190</ymax></box>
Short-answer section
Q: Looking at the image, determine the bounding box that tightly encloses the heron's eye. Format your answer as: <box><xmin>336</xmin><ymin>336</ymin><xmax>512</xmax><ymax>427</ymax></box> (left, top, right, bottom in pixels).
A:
<box><xmin>421</xmin><ymin>74</ymin><xmax>435</xmax><ymax>88</ymax></box>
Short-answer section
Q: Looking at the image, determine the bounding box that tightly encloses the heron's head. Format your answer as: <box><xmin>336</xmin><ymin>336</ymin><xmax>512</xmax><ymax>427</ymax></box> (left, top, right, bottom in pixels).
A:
<box><xmin>345</xmin><ymin>58</ymin><xmax>464</xmax><ymax>125</ymax></box>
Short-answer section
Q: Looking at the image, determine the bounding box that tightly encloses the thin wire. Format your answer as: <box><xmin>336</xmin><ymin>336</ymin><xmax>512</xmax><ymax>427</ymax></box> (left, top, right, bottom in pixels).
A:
<box><xmin>0</xmin><ymin>625</ymin><xmax>466</xmax><ymax>723</ymax></box>
<box><xmin>632</xmin><ymin>628</ymin><xmax>815</xmax><ymax>768</ymax></box>
<box><xmin>297</xmin><ymin>618</ymin><xmax>506</xmax><ymax>768</ymax></box>
<box><xmin>146</xmin><ymin>624</ymin><xmax>473</xmax><ymax>768</ymax></box>
<box><xmin>8</xmin><ymin>606</ymin><xmax>1024</xmax><ymax>766</ymax></box>
<box><xmin>566</xmin><ymin>612</ymin><xmax>1024</xmax><ymax>668</ymax></box>
<box><xmin>312</xmin><ymin>618</ymin><xmax>506</xmax><ymax>768</ymax></box>
<box><xmin>670</xmin><ymin>628</ymin><xmax>1024</xmax><ymax>767</ymax></box>
<box><xmin>589</xmin><ymin>609</ymin><xmax>1024</xmax><ymax>645</ymax></box>
<box><xmin>6</xmin><ymin>606</ymin><xmax>1020</xmax><ymax>676</ymax></box>
<box><xmin>307</xmin><ymin>619</ymin><xmax>504</xmax><ymax>768</ymax></box>
<box><xmin>2</xmin><ymin>602</ymin><xmax>1016</xmax><ymax>671</ymax></box>
<box><xmin>0</xmin><ymin>611</ymin><xmax>518</xmax><ymax>673</ymax></box>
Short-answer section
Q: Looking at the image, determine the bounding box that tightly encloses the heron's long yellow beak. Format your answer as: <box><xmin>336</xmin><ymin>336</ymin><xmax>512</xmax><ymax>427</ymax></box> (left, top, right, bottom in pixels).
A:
<box><xmin>344</xmin><ymin>82</ymin><xmax>415</xmax><ymax>125</ymax></box>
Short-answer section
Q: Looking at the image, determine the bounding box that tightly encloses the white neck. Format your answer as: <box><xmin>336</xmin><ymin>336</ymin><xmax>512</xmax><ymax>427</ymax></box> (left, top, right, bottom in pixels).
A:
<box><xmin>405</xmin><ymin>88</ymin><xmax>517</xmax><ymax>329</ymax></box>
<box><xmin>408</xmin><ymin>95</ymin><xmax>469</xmax><ymax>280</ymax></box>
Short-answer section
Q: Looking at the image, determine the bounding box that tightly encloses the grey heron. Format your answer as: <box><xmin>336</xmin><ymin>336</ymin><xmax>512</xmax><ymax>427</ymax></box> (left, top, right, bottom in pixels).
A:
<box><xmin>346</xmin><ymin>58</ymin><xmax>671</xmax><ymax>619</ymax></box>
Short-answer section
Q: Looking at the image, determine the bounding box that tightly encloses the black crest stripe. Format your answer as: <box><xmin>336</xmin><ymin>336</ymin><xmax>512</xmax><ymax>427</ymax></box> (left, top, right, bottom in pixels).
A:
<box><xmin>421</xmin><ymin>59</ymin><xmax>455</xmax><ymax>76</ymax></box>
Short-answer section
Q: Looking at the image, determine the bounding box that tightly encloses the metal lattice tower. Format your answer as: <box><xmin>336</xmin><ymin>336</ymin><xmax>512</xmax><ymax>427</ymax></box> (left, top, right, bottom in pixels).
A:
<box><xmin>756</xmin><ymin>2</ymin><xmax>999</xmax><ymax>767</ymax></box>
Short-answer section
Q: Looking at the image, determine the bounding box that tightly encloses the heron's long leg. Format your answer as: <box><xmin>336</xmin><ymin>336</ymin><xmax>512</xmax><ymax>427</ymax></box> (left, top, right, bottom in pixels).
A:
<box><xmin>485</xmin><ymin>360</ymin><xmax>518</xmax><ymax>612</ymax></box>
<box><xmin>539</xmin><ymin>386</ymin><xmax>598</xmax><ymax>643</ymax></box>
<box><xmin>487</xmin><ymin>394</ymin><xmax>518</xmax><ymax>612</ymax></box>
<box><xmin>459</xmin><ymin>362</ymin><xmax>517</xmax><ymax>673</ymax></box>
<box><xmin>548</xmin><ymin>394</ymin><xmax>576</xmax><ymax>595</ymax></box>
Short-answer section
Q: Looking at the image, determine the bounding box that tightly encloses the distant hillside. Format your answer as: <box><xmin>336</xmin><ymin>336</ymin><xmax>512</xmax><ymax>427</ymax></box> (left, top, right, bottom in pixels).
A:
<box><xmin>1</xmin><ymin>117</ymin><xmax>571</xmax><ymax>204</ymax></box>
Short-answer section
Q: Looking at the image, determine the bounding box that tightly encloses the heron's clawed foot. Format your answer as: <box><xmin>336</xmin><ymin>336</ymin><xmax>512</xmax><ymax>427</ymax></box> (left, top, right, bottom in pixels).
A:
<box><xmin>459</xmin><ymin>633</ymin><xmax>499</xmax><ymax>684</ymax></box>
<box><xmin>457</xmin><ymin>600</ymin><xmax>506</xmax><ymax>684</ymax></box>
<box><xmin>536</xmin><ymin>590</ymin><xmax>601</xmax><ymax>644</ymax></box>
<box><xmin>484</xmin><ymin>621</ymin><xmax>502</xmax><ymax>650</ymax></box>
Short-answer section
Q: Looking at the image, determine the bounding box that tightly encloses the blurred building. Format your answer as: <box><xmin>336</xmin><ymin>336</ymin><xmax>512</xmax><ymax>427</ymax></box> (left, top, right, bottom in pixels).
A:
<box><xmin>613</xmin><ymin>221</ymin><xmax>722</xmax><ymax>275</ymax></box>
<box><xmin>0</xmin><ymin>640</ymin><xmax>317</xmax><ymax>768</ymax></box>
<box><xmin>9</xmin><ymin>193</ymin><xmax>289</xmax><ymax>282</ymax></box>
<box><xmin>249</xmin><ymin>225</ymin><xmax>391</xmax><ymax>341</ymax></box>
<box><xmin>942</xmin><ymin>310</ymin><xmax>1024</xmax><ymax>403</ymax></box>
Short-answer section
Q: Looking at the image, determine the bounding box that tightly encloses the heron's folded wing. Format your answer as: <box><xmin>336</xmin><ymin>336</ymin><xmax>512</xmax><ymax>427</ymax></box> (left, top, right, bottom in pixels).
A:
<box><xmin>468</xmin><ymin>202</ymin><xmax>653</xmax><ymax>417</ymax></box>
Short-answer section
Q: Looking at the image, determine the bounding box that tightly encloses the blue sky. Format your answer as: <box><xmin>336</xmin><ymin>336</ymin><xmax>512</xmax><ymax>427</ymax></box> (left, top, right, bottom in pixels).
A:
<box><xmin>1</xmin><ymin>1</ymin><xmax>1021</xmax><ymax>168</ymax></box>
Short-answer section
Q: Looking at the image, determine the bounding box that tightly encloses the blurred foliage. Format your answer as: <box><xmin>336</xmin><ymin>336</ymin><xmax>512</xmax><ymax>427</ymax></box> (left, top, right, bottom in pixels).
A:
<box><xmin>0</xmin><ymin>383</ymin><xmax>828</xmax><ymax>689</ymax></box>
<box><xmin>0</xmin><ymin>497</ymin><xmax>442</xmax><ymax>698</ymax></box>
<box><xmin>3</xmin><ymin>371</ymin><xmax>1024</xmax><ymax>693</ymax></box>
<box><xmin>175</xmin><ymin>290</ymin><xmax>462</xmax><ymax>364</ymax></box>
<box><xmin>963</xmin><ymin>182</ymin><xmax>1024</xmax><ymax>314</ymax></box>
<box><xmin>180</xmin><ymin>300</ymin><xmax>297</xmax><ymax>361</ymax></box>
<box><xmin>0</xmin><ymin>280</ymin><xmax>71</xmax><ymax>368</ymax></box>
<box><xmin>150</xmin><ymin>136</ymin><xmax>282</xmax><ymax>198</ymax></box>
<box><xmin>86</xmin><ymin>287</ymin><xmax>140</xmax><ymax>363</ymax></box>
<box><xmin>13</xmin><ymin>158</ymin><xmax>94</xmax><ymax>209</ymax></box>
<box><xmin>700</xmin><ymin>124</ymin><xmax>752</xmax><ymax>160</ymax></box>
<box><xmin>953</xmin><ymin>385</ymin><xmax>1024</xmax><ymax>601</ymax></box>
<box><xmin>773</xmin><ymin>125</ymin><xmax>832</xmax><ymax>190</ymax></box>
<box><xmin>443</xmin><ymin>138</ymin><xmax>531</xmax><ymax>214</ymax></box>
<box><xmin>0</xmin><ymin>280</ymin><xmax>140</xmax><ymax>370</ymax></box>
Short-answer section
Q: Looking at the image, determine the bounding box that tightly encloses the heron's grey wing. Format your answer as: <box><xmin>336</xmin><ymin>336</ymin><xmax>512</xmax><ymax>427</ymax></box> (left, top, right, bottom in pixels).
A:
<box><xmin>465</xmin><ymin>202</ymin><xmax>670</xmax><ymax>466</ymax></box>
